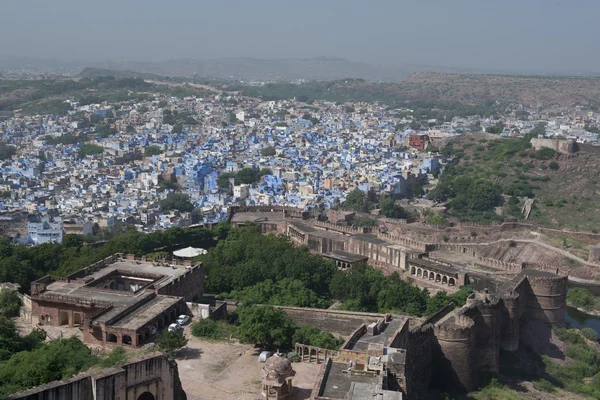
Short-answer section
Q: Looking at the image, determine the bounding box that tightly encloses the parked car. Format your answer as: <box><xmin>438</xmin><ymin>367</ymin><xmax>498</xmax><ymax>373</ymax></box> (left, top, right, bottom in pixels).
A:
<box><xmin>168</xmin><ymin>323</ymin><xmax>182</xmax><ymax>332</ymax></box>
<box><xmin>177</xmin><ymin>315</ymin><xmax>190</xmax><ymax>325</ymax></box>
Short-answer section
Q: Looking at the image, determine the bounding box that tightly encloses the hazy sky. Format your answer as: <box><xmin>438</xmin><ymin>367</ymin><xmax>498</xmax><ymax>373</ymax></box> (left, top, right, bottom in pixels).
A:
<box><xmin>1</xmin><ymin>0</ymin><xmax>598</xmax><ymax>71</ymax></box>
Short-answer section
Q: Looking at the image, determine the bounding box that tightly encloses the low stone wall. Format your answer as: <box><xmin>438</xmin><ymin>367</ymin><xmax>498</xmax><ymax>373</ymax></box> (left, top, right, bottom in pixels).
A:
<box><xmin>275</xmin><ymin>306</ymin><xmax>391</xmax><ymax>336</ymax></box>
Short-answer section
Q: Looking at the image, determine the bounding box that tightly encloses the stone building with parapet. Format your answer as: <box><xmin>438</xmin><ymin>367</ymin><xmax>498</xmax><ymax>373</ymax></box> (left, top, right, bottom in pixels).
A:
<box><xmin>29</xmin><ymin>253</ymin><xmax>204</xmax><ymax>347</ymax></box>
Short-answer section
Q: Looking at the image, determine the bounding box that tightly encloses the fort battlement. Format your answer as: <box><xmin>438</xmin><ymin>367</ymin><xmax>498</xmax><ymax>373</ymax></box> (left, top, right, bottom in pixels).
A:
<box><xmin>314</xmin><ymin>220</ymin><xmax>360</xmax><ymax>234</ymax></box>
<box><xmin>435</xmin><ymin>315</ymin><xmax>474</xmax><ymax>338</ymax></box>
<box><xmin>376</xmin><ymin>232</ymin><xmax>432</xmax><ymax>252</ymax></box>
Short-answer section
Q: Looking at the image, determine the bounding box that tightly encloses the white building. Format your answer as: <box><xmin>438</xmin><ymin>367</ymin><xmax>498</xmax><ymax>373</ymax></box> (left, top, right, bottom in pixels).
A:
<box><xmin>28</xmin><ymin>214</ymin><xmax>63</xmax><ymax>245</ymax></box>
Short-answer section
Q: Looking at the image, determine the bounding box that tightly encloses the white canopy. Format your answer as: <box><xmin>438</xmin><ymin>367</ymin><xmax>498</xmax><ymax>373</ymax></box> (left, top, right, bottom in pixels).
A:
<box><xmin>172</xmin><ymin>246</ymin><xmax>207</xmax><ymax>258</ymax></box>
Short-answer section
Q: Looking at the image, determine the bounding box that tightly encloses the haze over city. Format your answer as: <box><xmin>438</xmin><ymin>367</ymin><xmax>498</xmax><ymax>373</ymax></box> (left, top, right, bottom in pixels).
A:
<box><xmin>4</xmin><ymin>1</ymin><xmax>600</xmax><ymax>400</ymax></box>
<box><xmin>1</xmin><ymin>0</ymin><xmax>599</xmax><ymax>74</ymax></box>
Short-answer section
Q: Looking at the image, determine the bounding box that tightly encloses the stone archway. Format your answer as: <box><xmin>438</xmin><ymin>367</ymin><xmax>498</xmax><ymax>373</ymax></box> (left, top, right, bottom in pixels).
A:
<box><xmin>442</xmin><ymin>276</ymin><xmax>448</xmax><ymax>284</ymax></box>
<box><xmin>411</xmin><ymin>266</ymin><xmax>416</xmax><ymax>275</ymax></box>
<box><xmin>106</xmin><ymin>333</ymin><xmax>118</xmax><ymax>343</ymax></box>
<box><xmin>73</xmin><ymin>313</ymin><xmax>82</xmax><ymax>326</ymax></box>
<box><xmin>435</xmin><ymin>274</ymin><xmax>441</xmax><ymax>282</ymax></box>
<box><xmin>449</xmin><ymin>278</ymin><xmax>456</xmax><ymax>286</ymax></box>
<box><xmin>417</xmin><ymin>268</ymin><xmax>422</xmax><ymax>277</ymax></box>
<box><xmin>137</xmin><ymin>393</ymin><xmax>155</xmax><ymax>400</ymax></box>
<box><xmin>59</xmin><ymin>310</ymin><xmax>69</xmax><ymax>326</ymax></box>
<box><xmin>122</xmin><ymin>335</ymin><xmax>132</xmax><ymax>345</ymax></box>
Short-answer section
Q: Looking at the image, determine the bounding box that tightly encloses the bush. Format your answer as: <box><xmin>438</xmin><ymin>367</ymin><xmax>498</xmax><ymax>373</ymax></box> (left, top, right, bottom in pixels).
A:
<box><xmin>0</xmin><ymin>290</ymin><xmax>20</xmax><ymax>317</ymax></box>
<box><xmin>567</xmin><ymin>288</ymin><xmax>595</xmax><ymax>311</ymax></box>
<box><xmin>191</xmin><ymin>319</ymin><xmax>236</xmax><ymax>341</ymax></box>
<box><xmin>191</xmin><ymin>319</ymin><xmax>219</xmax><ymax>339</ymax></box>
<box><xmin>582</xmin><ymin>328</ymin><xmax>599</xmax><ymax>342</ymax></box>
<box><xmin>292</xmin><ymin>326</ymin><xmax>344</xmax><ymax>350</ymax></box>
<box><xmin>532</xmin><ymin>378</ymin><xmax>555</xmax><ymax>393</ymax></box>
<box><xmin>471</xmin><ymin>231</ymin><xmax>477</xmax><ymax>237</ymax></box>
<box><xmin>286</xmin><ymin>352</ymin><xmax>300</xmax><ymax>362</ymax></box>
<box><xmin>534</xmin><ymin>147</ymin><xmax>557</xmax><ymax>160</ymax></box>
<box><xmin>549</xmin><ymin>161</ymin><xmax>560</xmax><ymax>170</ymax></box>
<box><xmin>554</xmin><ymin>327</ymin><xmax>585</xmax><ymax>344</ymax></box>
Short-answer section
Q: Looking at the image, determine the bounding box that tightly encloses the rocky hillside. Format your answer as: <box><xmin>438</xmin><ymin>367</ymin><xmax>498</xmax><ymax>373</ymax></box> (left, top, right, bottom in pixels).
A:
<box><xmin>403</xmin><ymin>72</ymin><xmax>600</xmax><ymax>109</ymax></box>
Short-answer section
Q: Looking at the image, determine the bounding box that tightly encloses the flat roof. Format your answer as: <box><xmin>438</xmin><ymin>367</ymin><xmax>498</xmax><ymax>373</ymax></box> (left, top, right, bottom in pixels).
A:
<box><xmin>109</xmin><ymin>295</ymin><xmax>181</xmax><ymax>331</ymax></box>
<box><xmin>42</xmin><ymin>259</ymin><xmax>191</xmax><ymax>305</ymax></box>
<box><xmin>348</xmin><ymin>382</ymin><xmax>402</xmax><ymax>400</ymax></box>
<box><xmin>323</xmin><ymin>250</ymin><xmax>369</xmax><ymax>263</ymax></box>
<box><xmin>321</xmin><ymin>362</ymin><xmax>380</xmax><ymax>399</ymax></box>
<box><xmin>346</xmin><ymin>318</ymin><xmax>405</xmax><ymax>353</ymax></box>
<box><xmin>409</xmin><ymin>258</ymin><xmax>459</xmax><ymax>276</ymax></box>
<box><xmin>353</xmin><ymin>233</ymin><xmax>387</xmax><ymax>245</ymax></box>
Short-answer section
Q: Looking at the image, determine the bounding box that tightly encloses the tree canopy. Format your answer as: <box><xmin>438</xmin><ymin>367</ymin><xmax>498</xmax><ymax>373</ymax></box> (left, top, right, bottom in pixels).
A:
<box><xmin>344</xmin><ymin>188</ymin><xmax>368</xmax><ymax>212</ymax></box>
<box><xmin>379</xmin><ymin>197</ymin><xmax>409</xmax><ymax>219</ymax></box>
<box><xmin>160</xmin><ymin>193</ymin><xmax>194</xmax><ymax>213</ymax></box>
<box><xmin>157</xmin><ymin>330</ymin><xmax>188</xmax><ymax>356</ymax></box>
<box><xmin>260</xmin><ymin>146</ymin><xmax>277</xmax><ymax>157</ymax></box>
<box><xmin>236</xmin><ymin>305</ymin><xmax>297</xmax><ymax>350</ymax></box>
<box><xmin>78</xmin><ymin>144</ymin><xmax>104</xmax><ymax>157</ymax></box>
<box><xmin>144</xmin><ymin>145</ymin><xmax>163</xmax><ymax>157</ymax></box>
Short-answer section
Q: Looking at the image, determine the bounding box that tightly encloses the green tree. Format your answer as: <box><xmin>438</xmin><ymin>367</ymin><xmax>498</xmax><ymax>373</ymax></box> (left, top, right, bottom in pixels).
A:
<box><xmin>144</xmin><ymin>145</ymin><xmax>163</xmax><ymax>156</ymax></box>
<box><xmin>160</xmin><ymin>193</ymin><xmax>194</xmax><ymax>212</ymax></box>
<box><xmin>344</xmin><ymin>188</ymin><xmax>368</xmax><ymax>212</ymax></box>
<box><xmin>156</xmin><ymin>330</ymin><xmax>188</xmax><ymax>356</ymax></box>
<box><xmin>292</xmin><ymin>326</ymin><xmax>343</xmax><ymax>350</ymax></box>
<box><xmin>0</xmin><ymin>290</ymin><xmax>20</xmax><ymax>317</ymax></box>
<box><xmin>0</xmin><ymin>145</ymin><xmax>16</xmax><ymax>161</ymax></box>
<box><xmin>78</xmin><ymin>144</ymin><xmax>104</xmax><ymax>157</ymax></box>
<box><xmin>352</xmin><ymin>216</ymin><xmax>378</xmax><ymax>228</ymax></box>
<box><xmin>172</xmin><ymin>123</ymin><xmax>183</xmax><ymax>133</ymax></box>
<box><xmin>261</xmin><ymin>147</ymin><xmax>277</xmax><ymax>157</ymax></box>
<box><xmin>237</xmin><ymin>305</ymin><xmax>296</xmax><ymax>350</ymax></box>
<box><xmin>217</xmin><ymin>172</ymin><xmax>235</xmax><ymax>189</ymax></box>
<box><xmin>379</xmin><ymin>197</ymin><xmax>409</xmax><ymax>219</ymax></box>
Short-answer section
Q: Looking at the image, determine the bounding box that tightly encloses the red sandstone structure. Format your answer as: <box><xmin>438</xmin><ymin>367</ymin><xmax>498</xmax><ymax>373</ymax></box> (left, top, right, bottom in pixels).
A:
<box><xmin>30</xmin><ymin>253</ymin><xmax>204</xmax><ymax>347</ymax></box>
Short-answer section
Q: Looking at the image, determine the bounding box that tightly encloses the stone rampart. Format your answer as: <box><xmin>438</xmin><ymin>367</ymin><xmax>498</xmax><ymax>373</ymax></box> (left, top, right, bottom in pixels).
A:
<box><xmin>530</xmin><ymin>138</ymin><xmax>577</xmax><ymax>154</ymax></box>
<box><xmin>274</xmin><ymin>306</ymin><xmax>391</xmax><ymax>336</ymax></box>
<box><xmin>314</xmin><ymin>220</ymin><xmax>359</xmax><ymax>234</ymax></box>
<box><xmin>522</xmin><ymin>273</ymin><xmax>568</xmax><ymax>326</ymax></box>
<box><xmin>376</xmin><ymin>232</ymin><xmax>432</xmax><ymax>252</ymax></box>
<box><xmin>406</xmin><ymin>324</ymin><xmax>434</xmax><ymax>392</ymax></box>
<box><xmin>432</xmin><ymin>315</ymin><xmax>477</xmax><ymax>392</ymax></box>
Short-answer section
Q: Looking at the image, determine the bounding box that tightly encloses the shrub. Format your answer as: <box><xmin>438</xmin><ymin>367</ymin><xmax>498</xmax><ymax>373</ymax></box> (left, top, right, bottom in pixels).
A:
<box><xmin>471</xmin><ymin>231</ymin><xmax>477</xmax><ymax>237</ymax></box>
<box><xmin>554</xmin><ymin>327</ymin><xmax>585</xmax><ymax>344</ymax></box>
<box><xmin>286</xmin><ymin>352</ymin><xmax>300</xmax><ymax>362</ymax></box>
<box><xmin>534</xmin><ymin>147</ymin><xmax>557</xmax><ymax>160</ymax></box>
<box><xmin>567</xmin><ymin>288</ymin><xmax>595</xmax><ymax>311</ymax></box>
<box><xmin>442</xmin><ymin>234</ymin><xmax>449</xmax><ymax>242</ymax></box>
<box><xmin>582</xmin><ymin>328</ymin><xmax>599</xmax><ymax>342</ymax></box>
<box><xmin>191</xmin><ymin>319</ymin><xmax>219</xmax><ymax>339</ymax></box>
<box><xmin>549</xmin><ymin>161</ymin><xmax>559</xmax><ymax>170</ymax></box>
<box><xmin>532</xmin><ymin>379</ymin><xmax>555</xmax><ymax>393</ymax></box>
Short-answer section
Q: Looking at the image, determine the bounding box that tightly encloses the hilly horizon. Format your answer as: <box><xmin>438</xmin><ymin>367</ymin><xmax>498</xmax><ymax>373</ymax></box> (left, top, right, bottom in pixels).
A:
<box><xmin>3</xmin><ymin>55</ymin><xmax>600</xmax><ymax>82</ymax></box>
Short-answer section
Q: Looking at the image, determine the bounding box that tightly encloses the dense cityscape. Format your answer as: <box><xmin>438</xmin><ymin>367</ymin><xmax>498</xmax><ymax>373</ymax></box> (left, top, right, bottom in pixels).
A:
<box><xmin>3</xmin><ymin>2</ymin><xmax>600</xmax><ymax>400</ymax></box>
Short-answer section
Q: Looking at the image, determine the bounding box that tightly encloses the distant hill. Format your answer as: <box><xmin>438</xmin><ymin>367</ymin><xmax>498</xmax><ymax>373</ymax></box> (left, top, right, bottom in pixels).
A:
<box><xmin>78</xmin><ymin>67</ymin><xmax>165</xmax><ymax>81</ymax></box>
<box><xmin>401</xmin><ymin>72</ymin><xmax>600</xmax><ymax>109</ymax></box>
<box><xmin>232</xmin><ymin>72</ymin><xmax>600</xmax><ymax>110</ymax></box>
